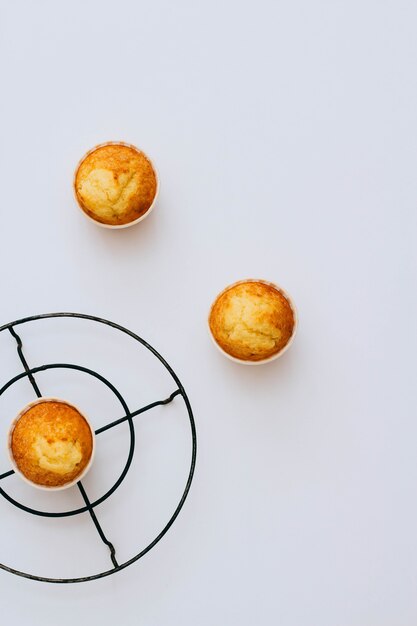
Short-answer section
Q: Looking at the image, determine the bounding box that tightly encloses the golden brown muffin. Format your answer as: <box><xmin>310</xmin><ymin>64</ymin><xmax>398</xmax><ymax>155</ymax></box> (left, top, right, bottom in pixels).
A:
<box><xmin>209</xmin><ymin>280</ymin><xmax>296</xmax><ymax>362</ymax></box>
<box><xmin>74</xmin><ymin>143</ymin><xmax>158</xmax><ymax>226</ymax></box>
<box><xmin>11</xmin><ymin>400</ymin><xmax>94</xmax><ymax>488</ymax></box>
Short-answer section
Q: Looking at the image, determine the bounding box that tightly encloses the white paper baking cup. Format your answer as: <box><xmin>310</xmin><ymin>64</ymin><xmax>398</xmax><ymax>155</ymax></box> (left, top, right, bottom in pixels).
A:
<box><xmin>208</xmin><ymin>278</ymin><xmax>298</xmax><ymax>365</ymax></box>
<box><xmin>8</xmin><ymin>397</ymin><xmax>96</xmax><ymax>491</ymax></box>
<box><xmin>73</xmin><ymin>141</ymin><xmax>159</xmax><ymax>229</ymax></box>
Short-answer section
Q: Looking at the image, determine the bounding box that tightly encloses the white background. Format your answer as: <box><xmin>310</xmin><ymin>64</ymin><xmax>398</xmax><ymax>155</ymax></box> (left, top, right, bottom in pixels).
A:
<box><xmin>0</xmin><ymin>0</ymin><xmax>416</xmax><ymax>624</ymax></box>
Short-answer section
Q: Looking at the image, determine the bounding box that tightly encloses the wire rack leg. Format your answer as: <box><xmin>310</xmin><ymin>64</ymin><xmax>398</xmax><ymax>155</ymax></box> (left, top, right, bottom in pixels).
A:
<box><xmin>95</xmin><ymin>389</ymin><xmax>182</xmax><ymax>435</ymax></box>
<box><xmin>77</xmin><ymin>481</ymin><xmax>118</xmax><ymax>568</ymax></box>
<box><xmin>8</xmin><ymin>327</ymin><xmax>42</xmax><ymax>397</ymax></box>
<box><xmin>0</xmin><ymin>470</ymin><xmax>14</xmax><ymax>480</ymax></box>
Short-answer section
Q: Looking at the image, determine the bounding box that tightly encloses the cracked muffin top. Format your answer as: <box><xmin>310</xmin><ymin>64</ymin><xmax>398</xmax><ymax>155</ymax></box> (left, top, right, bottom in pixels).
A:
<box><xmin>74</xmin><ymin>143</ymin><xmax>158</xmax><ymax>226</ymax></box>
<box><xmin>209</xmin><ymin>280</ymin><xmax>296</xmax><ymax>362</ymax></box>
<box><xmin>10</xmin><ymin>400</ymin><xmax>94</xmax><ymax>488</ymax></box>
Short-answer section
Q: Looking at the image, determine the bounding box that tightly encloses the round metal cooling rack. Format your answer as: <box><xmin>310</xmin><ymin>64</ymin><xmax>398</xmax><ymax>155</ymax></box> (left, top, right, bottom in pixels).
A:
<box><xmin>0</xmin><ymin>313</ymin><xmax>197</xmax><ymax>584</ymax></box>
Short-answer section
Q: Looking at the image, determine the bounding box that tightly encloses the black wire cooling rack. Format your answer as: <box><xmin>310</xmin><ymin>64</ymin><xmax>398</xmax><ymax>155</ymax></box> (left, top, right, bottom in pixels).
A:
<box><xmin>0</xmin><ymin>313</ymin><xmax>197</xmax><ymax>584</ymax></box>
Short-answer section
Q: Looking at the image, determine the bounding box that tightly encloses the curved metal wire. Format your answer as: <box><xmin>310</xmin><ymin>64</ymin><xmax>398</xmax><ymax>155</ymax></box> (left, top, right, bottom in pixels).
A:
<box><xmin>0</xmin><ymin>363</ymin><xmax>135</xmax><ymax>517</ymax></box>
<box><xmin>0</xmin><ymin>313</ymin><xmax>197</xmax><ymax>583</ymax></box>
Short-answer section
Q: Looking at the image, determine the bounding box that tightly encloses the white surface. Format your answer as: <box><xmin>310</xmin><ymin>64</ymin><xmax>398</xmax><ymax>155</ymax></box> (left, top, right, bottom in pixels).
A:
<box><xmin>0</xmin><ymin>0</ymin><xmax>416</xmax><ymax>623</ymax></box>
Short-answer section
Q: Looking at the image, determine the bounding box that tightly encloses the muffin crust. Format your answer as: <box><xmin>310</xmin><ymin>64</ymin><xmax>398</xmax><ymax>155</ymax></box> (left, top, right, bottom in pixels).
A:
<box><xmin>75</xmin><ymin>143</ymin><xmax>157</xmax><ymax>226</ymax></box>
<box><xmin>209</xmin><ymin>281</ymin><xmax>295</xmax><ymax>361</ymax></box>
<box><xmin>11</xmin><ymin>401</ymin><xmax>93</xmax><ymax>487</ymax></box>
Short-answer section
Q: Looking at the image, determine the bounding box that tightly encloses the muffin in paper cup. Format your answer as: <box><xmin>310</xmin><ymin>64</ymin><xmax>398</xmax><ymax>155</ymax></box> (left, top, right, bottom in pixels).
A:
<box><xmin>208</xmin><ymin>279</ymin><xmax>298</xmax><ymax>364</ymax></box>
<box><xmin>74</xmin><ymin>141</ymin><xmax>159</xmax><ymax>229</ymax></box>
<box><xmin>8</xmin><ymin>397</ymin><xmax>96</xmax><ymax>491</ymax></box>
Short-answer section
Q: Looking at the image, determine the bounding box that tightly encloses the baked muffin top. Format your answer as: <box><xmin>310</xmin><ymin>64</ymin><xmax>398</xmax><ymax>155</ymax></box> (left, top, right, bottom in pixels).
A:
<box><xmin>209</xmin><ymin>281</ymin><xmax>295</xmax><ymax>362</ymax></box>
<box><xmin>74</xmin><ymin>143</ymin><xmax>158</xmax><ymax>226</ymax></box>
<box><xmin>11</xmin><ymin>400</ymin><xmax>94</xmax><ymax>488</ymax></box>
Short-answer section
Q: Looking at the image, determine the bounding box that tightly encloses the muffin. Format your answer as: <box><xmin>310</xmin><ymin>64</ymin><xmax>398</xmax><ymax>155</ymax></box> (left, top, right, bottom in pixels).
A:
<box><xmin>10</xmin><ymin>399</ymin><xmax>94</xmax><ymax>488</ymax></box>
<box><xmin>209</xmin><ymin>280</ymin><xmax>296</xmax><ymax>362</ymax></box>
<box><xmin>74</xmin><ymin>142</ymin><xmax>158</xmax><ymax>227</ymax></box>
